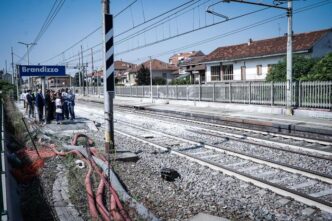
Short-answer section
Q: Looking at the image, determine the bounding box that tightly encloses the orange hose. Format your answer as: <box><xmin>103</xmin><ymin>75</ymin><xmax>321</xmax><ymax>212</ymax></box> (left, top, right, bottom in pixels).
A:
<box><xmin>96</xmin><ymin>178</ymin><xmax>111</xmax><ymax>221</ymax></box>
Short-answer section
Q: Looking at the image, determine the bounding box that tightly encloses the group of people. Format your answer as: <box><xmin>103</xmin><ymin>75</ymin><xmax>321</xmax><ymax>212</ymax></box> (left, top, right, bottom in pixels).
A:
<box><xmin>21</xmin><ymin>88</ymin><xmax>76</xmax><ymax>124</ymax></box>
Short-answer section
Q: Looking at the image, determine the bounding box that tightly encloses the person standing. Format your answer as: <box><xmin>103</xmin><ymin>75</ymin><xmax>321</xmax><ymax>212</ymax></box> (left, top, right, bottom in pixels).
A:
<box><xmin>44</xmin><ymin>90</ymin><xmax>52</xmax><ymax>124</ymax></box>
<box><xmin>26</xmin><ymin>90</ymin><xmax>34</xmax><ymax>118</ymax></box>
<box><xmin>35</xmin><ymin>89</ymin><xmax>45</xmax><ymax>123</ymax></box>
<box><xmin>55</xmin><ymin>93</ymin><xmax>63</xmax><ymax>124</ymax></box>
<box><xmin>67</xmin><ymin>89</ymin><xmax>75</xmax><ymax>120</ymax></box>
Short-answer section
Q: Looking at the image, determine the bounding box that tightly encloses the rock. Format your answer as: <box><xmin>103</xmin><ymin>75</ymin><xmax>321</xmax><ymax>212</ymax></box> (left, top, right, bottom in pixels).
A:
<box><xmin>301</xmin><ymin>208</ymin><xmax>316</xmax><ymax>216</ymax></box>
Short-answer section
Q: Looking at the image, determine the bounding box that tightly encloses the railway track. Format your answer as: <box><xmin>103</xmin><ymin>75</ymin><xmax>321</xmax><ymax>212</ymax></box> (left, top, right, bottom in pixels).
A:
<box><xmin>114</xmin><ymin>106</ymin><xmax>332</xmax><ymax>156</ymax></box>
<box><xmin>114</xmin><ymin>120</ymin><xmax>332</xmax><ymax>213</ymax></box>
<box><xmin>75</xmin><ymin>103</ymin><xmax>332</xmax><ymax>213</ymax></box>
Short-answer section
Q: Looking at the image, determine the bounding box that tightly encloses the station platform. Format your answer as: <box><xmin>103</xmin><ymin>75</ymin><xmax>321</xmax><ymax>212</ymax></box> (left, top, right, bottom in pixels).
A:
<box><xmin>77</xmin><ymin>95</ymin><xmax>332</xmax><ymax>140</ymax></box>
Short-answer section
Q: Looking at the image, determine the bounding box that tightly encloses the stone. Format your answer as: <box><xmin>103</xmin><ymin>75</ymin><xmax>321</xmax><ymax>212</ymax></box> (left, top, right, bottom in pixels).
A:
<box><xmin>277</xmin><ymin>198</ymin><xmax>290</xmax><ymax>206</ymax></box>
<box><xmin>112</xmin><ymin>152</ymin><xmax>139</xmax><ymax>162</ymax></box>
<box><xmin>189</xmin><ymin>213</ymin><xmax>230</xmax><ymax>221</ymax></box>
<box><xmin>301</xmin><ymin>208</ymin><xmax>316</xmax><ymax>216</ymax></box>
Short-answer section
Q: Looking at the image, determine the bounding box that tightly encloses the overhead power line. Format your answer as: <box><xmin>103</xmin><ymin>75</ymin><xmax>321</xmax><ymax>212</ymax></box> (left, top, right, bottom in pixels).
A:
<box><xmin>126</xmin><ymin>0</ymin><xmax>332</xmax><ymax>63</ymax></box>
<box><xmin>39</xmin><ymin>0</ymin><xmax>196</xmax><ymax>64</ymax></box>
<box><xmin>19</xmin><ymin>0</ymin><xmax>66</xmax><ymax>63</ymax></box>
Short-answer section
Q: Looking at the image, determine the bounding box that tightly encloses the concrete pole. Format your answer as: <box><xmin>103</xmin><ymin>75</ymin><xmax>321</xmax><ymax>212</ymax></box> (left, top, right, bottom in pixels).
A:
<box><xmin>286</xmin><ymin>0</ymin><xmax>293</xmax><ymax>115</ymax></box>
<box><xmin>11</xmin><ymin>47</ymin><xmax>15</xmax><ymax>85</ymax></box>
<box><xmin>91</xmin><ymin>48</ymin><xmax>95</xmax><ymax>93</ymax></box>
<box><xmin>78</xmin><ymin>52</ymin><xmax>81</xmax><ymax>89</ymax></box>
<box><xmin>103</xmin><ymin>0</ymin><xmax>114</xmax><ymax>152</ymax></box>
<box><xmin>149</xmin><ymin>56</ymin><xmax>153</xmax><ymax>103</ymax></box>
<box><xmin>81</xmin><ymin>45</ymin><xmax>85</xmax><ymax>96</ymax></box>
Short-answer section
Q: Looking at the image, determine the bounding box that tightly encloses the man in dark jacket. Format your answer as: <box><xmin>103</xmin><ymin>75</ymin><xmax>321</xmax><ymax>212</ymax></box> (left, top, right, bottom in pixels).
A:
<box><xmin>26</xmin><ymin>90</ymin><xmax>34</xmax><ymax>118</ymax></box>
<box><xmin>35</xmin><ymin>89</ymin><xmax>45</xmax><ymax>123</ymax></box>
<box><xmin>44</xmin><ymin>90</ymin><xmax>52</xmax><ymax>124</ymax></box>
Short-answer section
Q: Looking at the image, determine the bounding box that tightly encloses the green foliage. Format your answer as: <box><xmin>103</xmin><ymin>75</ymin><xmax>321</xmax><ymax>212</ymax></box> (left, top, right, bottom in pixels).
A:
<box><xmin>0</xmin><ymin>80</ymin><xmax>17</xmax><ymax>99</ymax></box>
<box><xmin>300</xmin><ymin>53</ymin><xmax>332</xmax><ymax>81</ymax></box>
<box><xmin>136</xmin><ymin>65</ymin><xmax>150</xmax><ymax>85</ymax></box>
<box><xmin>266</xmin><ymin>56</ymin><xmax>316</xmax><ymax>82</ymax></box>
<box><xmin>152</xmin><ymin>77</ymin><xmax>166</xmax><ymax>85</ymax></box>
<box><xmin>170</xmin><ymin>78</ymin><xmax>190</xmax><ymax>85</ymax></box>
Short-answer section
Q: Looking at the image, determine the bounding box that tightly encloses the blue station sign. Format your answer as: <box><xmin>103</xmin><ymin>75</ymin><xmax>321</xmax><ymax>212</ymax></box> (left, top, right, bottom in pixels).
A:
<box><xmin>19</xmin><ymin>65</ymin><xmax>66</xmax><ymax>77</ymax></box>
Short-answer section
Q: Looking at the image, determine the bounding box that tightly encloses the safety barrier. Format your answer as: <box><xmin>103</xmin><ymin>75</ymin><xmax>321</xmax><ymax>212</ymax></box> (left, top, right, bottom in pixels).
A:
<box><xmin>0</xmin><ymin>98</ymin><xmax>8</xmax><ymax>220</ymax></box>
<box><xmin>72</xmin><ymin>81</ymin><xmax>332</xmax><ymax>109</ymax></box>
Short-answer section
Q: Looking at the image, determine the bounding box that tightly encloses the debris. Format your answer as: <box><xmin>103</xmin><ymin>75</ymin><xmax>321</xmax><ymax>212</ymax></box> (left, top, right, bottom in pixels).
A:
<box><xmin>112</xmin><ymin>152</ymin><xmax>139</xmax><ymax>162</ymax></box>
<box><xmin>75</xmin><ymin>160</ymin><xmax>85</xmax><ymax>169</ymax></box>
<box><xmin>189</xmin><ymin>213</ymin><xmax>230</xmax><ymax>221</ymax></box>
<box><xmin>160</xmin><ymin>168</ymin><xmax>181</xmax><ymax>182</ymax></box>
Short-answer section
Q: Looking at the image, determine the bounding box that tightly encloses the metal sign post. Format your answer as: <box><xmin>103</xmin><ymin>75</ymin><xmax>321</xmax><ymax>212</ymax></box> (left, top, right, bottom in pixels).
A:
<box><xmin>103</xmin><ymin>0</ymin><xmax>115</xmax><ymax>153</ymax></box>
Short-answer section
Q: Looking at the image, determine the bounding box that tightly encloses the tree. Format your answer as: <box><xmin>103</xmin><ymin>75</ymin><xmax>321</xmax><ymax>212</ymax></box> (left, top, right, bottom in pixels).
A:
<box><xmin>153</xmin><ymin>77</ymin><xmax>166</xmax><ymax>85</ymax></box>
<box><xmin>135</xmin><ymin>65</ymin><xmax>150</xmax><ymax>85</ymax></box>
<box><xmin>0</xmin><ymin>80</ymin><xmax>17</xmax><ymax>99</ymax></box>
<box><xmin>171</xmin><ymin>78</ymin><xmax>190</xmax><ymax>85</ymax></box>
<box><xmin>300</xmin><ymin>53</ymin><xmax>332</xmax><ymax>81</ymax></box>
<box><xmin>266</xmin><ymin>56</ymin><xmax>317</xmax><ymax>82</ymax></box>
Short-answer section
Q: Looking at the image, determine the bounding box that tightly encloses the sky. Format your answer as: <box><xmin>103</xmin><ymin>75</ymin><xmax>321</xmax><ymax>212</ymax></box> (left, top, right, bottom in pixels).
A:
<box><xmin>0</xmin><ymin>0</ymin><xmax>332</xmax><ymax>77</ymax></box>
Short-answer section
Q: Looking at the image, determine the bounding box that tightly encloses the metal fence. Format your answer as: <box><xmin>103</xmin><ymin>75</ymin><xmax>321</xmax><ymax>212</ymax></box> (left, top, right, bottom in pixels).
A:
<box><xmin>72</xmin><ymin>81</ymin><xmax>332</xmax><ymax>109</ymax></box>
<box><xmin>0</xmin><ymin>99</ymin><xmax>8</xmax><ymax>220</ymax></box>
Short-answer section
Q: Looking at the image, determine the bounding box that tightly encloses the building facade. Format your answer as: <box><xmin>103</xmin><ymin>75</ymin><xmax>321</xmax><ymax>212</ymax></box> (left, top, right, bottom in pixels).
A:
<box><xmin>203</xmin><ymin>28</ymin><xmax>332</xmax><ymax>83</ymax></box>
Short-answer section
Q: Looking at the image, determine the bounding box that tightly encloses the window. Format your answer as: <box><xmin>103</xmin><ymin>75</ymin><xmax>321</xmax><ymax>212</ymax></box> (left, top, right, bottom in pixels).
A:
<box><xmin>256</xmin><ymin>65</ymin><xmax>262</xmax><ymax>75</ymax></box>
<box><xmin>222</xmin><ymin>65</ymin><xmax>233</xmax><ymax>81</ymax></box>
<box><xmin>211</xmin><ymin>66</ymin><xmax>221</xmax><ymax>81</ymax></box>
<box><xmin>162</xmin><ymin>73</ymin><xmax>167</xmax><ymax>78</ymax></box>
<box><xmin>241</xmin><ymin>66</ymin><xmax>246</xmax><ymax>80</ymax></box>
<box><xmin>267</xmin><ymin>64</ymin><xmax>274</xmax><ymax>73</ymax></box>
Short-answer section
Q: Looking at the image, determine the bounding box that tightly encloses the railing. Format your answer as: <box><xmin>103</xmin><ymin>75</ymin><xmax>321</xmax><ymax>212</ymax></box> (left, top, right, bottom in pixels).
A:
<box><xmin>72</xmin><ymin>81</ymin><xmax>332</xmax><ymax>109</ymax></box>
<box><xmin>0</xmin><ymin>98</ymin><xmax>8</xmax><ymax>220</ymax></box>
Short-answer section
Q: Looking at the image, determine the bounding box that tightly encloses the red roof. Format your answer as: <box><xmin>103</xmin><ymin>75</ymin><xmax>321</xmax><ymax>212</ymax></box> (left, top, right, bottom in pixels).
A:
<box><xmin>114</xmin><ymin>60</ymin><xmax>134</xmax><ymax>70</ymax></box>
<box><xmin>203</xmin><ymin>28</ymin><xmax>331</xmax><ymax>62</ymax></box>
<box><xmin>127</xmin><ymin>59</ymin><xmax>178</xmax><ymax>73</ymax></box>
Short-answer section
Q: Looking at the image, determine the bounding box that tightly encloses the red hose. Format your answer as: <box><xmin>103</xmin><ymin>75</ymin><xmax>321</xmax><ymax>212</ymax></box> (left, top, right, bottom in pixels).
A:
<box><xmin>49</xmin><ymin>134</ymin><xmax>131</xmax><ymax>221</ymax></box>
<box><xmin>90</xmin><ymin>148</ymin><xmax>131</xmax><ymax>221</ymax></box>
<box><xmin>96</xmin><ymin>178</ymin><xmax>111</xmax><ymax>221</ymax></box>
<box><xmin>48</xmin><ymin>145</ymin><xmax>100</xmax><ymax>220</ymax></box>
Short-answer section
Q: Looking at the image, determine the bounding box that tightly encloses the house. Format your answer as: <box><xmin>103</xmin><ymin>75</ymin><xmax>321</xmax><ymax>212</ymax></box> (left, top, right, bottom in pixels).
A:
<box><xmin>87</xmin><ymin>70</ymin><xmax>103</xmax><ymax>86</ymax></box>
<box><xmin>203</xmin><ymin>28</ymin><xmax>332</xmax><ymax>83</ymax></box>
<box><xmin>169</xmin><ymin>51</ymin><xmax>205</xmax><ymax>66</ymax></box>
<box><xmin>48</xmin><ymin>75</ymin><xmax>74</xmax><ymax>88</ymax></box>
<box><xmin>178</xmin><ymin>54</ymin><xmax>206</xmax><ymax>84</ymax></box>
<box><xmin>127</xmin><ymin>59</ymin><xmax>178</xmax><ymax>85</ymax></box>
<box><xmin>115</xmin><ymin>60</ymin><xmax>134</xmax><ymax>85</ymax></box>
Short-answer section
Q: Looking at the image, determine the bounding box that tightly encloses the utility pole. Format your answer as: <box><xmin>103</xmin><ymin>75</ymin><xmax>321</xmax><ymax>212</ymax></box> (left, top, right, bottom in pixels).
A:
<box><xmin>78</xmin><ymin>52</ymin><xmax>81</xmax><ymax>89</ymax></box>
<box><xmin>149</xmin><ymin>56</ymin><xmax>153</xmax><ymax>103</ymax></box>
<box><xmin>103</xmin><ymin>0</ymin><xmax>115</xmax><ymax>152</ymax></box>
<box><xmin>11</xmin><ymin>47</ymin><xmax>14</xmax><ymax>84</ymax></box>
<box><xmin>81</xmin><ymin>45</ymin><xmax>85</xmax><ymax>96</ymax></box>
<box><xmin>91</xmin><ymin>48</ymin><xmax>94</xmax><ymax>93</ymax></box>
<box><xmin>224</xmin><ymin>0</ymin><xmax>293</xmax><ymax>114</ymax></box>
<box><xmin>18</xmin><ymin>42</ymin><xmax>36</xmax><ymax>89</ymax></box>
<box><xmin>286</xmin><ymin>0</ymin><xmax>293</xmax><ymax>115</ymax></box>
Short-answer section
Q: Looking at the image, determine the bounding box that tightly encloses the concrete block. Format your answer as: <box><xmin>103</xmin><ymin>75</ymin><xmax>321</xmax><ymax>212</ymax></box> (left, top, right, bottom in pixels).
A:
<box><xmin>301</xmin><ymin>208</ymin><xmax>316</xmax><ymax>216</ymax></box>
<box><xmin>112</xmin><ymin>152</ymin><xmax>139</xmax><ymax>162</ymax></box>
<box><xmin>189</xmin><ymin>213</ymin><xmax>230</xmax><ymax>221</ymax></box>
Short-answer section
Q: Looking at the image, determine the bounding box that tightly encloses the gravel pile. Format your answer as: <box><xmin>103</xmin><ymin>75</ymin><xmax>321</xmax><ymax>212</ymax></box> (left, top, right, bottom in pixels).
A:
<box><xmin>111</xmin><ymin>133</ymin><xmax>332</xmax><ymax>221</ymax></box>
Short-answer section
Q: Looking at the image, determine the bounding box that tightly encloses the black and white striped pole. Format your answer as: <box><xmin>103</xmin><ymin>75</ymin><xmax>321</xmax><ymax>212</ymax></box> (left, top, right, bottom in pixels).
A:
<box><xmin>103</xmin><ymin>0</ymin><xmax>114</xmax><ymax>152</ymax></box>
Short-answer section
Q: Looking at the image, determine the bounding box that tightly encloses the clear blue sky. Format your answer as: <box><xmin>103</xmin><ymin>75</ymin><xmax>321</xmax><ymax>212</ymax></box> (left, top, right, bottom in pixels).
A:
<box><xmin>1</xmin><ymin>0</ymin><xmax>332</xmax><ymax>76</ymax></box>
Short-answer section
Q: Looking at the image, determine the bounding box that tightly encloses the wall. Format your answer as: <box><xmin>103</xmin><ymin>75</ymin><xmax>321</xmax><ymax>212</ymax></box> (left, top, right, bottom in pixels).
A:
<box><xmin>206</xmin><ymin>56</ymin><xmax>284</xmax><ymax>83</ymax></box>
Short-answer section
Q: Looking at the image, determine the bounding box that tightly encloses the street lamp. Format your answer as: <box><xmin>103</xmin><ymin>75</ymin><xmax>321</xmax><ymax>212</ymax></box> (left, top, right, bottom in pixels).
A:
<box><xmin>18</xmin><ymin>41</ymin><xmax>37</xmax><ymax>89</ymax></box>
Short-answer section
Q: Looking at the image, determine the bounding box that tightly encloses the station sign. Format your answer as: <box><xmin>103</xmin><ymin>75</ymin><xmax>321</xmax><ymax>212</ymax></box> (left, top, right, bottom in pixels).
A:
<box><xmin>18</xmin><ymin>65</ymin><xmax>66</xmax><ymax>77</ymax></box>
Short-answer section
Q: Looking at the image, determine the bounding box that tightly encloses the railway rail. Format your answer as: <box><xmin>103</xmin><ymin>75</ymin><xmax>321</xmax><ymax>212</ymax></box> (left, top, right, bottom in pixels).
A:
<box><xmin>114</xmin><ymin>120</ymin><xmax>332</xmax><ymax>213</ymax></box>
<box><xmin>75</xmin><ymin>103</ymin><xmax>332</xmax><ymax>213</ymax></box>
<box><xmin>115</xmin><ymin>106</ymin><xmax>332</xmax><ymax>156</ymax></box>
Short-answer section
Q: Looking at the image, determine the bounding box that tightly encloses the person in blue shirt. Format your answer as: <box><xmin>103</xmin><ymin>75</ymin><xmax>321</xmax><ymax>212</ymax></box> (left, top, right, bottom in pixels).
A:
<box><xmin>67</xmin><ymin>89</ymin><xmax>75</xmax><ymax>120</ymax></box>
